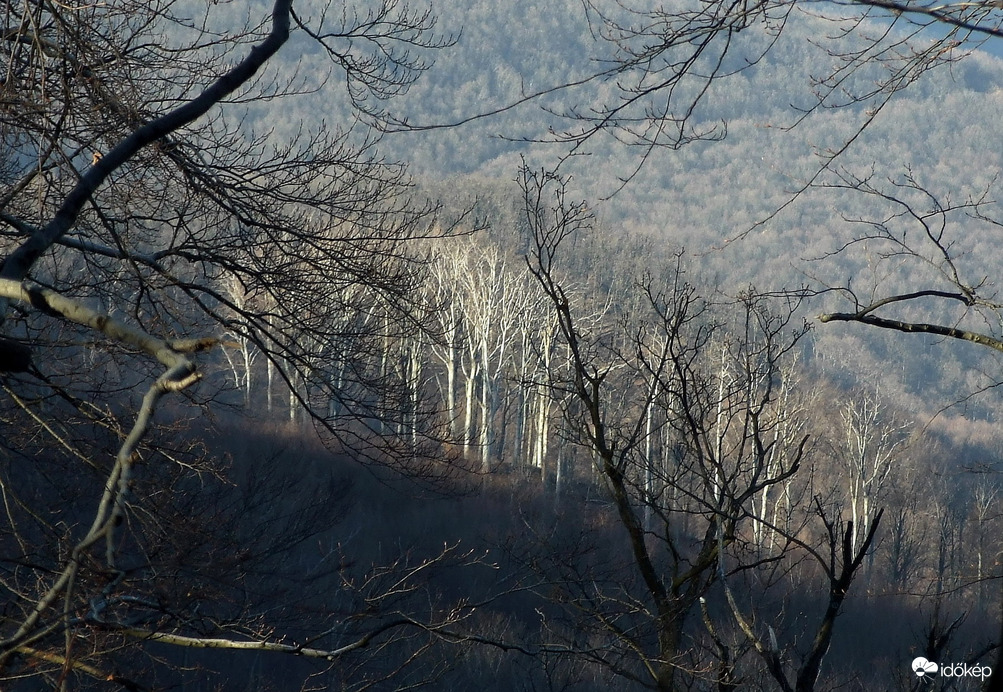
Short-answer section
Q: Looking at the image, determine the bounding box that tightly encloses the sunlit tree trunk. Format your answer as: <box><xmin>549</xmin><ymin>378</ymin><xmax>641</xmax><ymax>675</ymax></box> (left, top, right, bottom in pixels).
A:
<box><xmin>461</xmin><ymin>355</ymin><xmax>478</xmax><ymax>457</ymax></box>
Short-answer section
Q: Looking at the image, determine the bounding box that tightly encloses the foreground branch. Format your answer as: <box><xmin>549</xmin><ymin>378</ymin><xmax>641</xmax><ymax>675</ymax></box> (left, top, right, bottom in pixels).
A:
<box><xmin>818</xmin><ymin>311</ymin><xmax>1003</xmax><ymax>353</ymax></box>
<box><xmin>119</xmin><ymin>625</ymin><xmax>402</xmax><ymax>662</ymax></box>
<box><xmin>850</xmin><ymin>0</ymin><xmax>1003</xmax><ymax>40</ymax></box>
<box><xmin>0</xmin><ymin>0</ymin><xmax>292</xmax><ymax>291</ymax></box>
<box><xmin>118</xmin><ymin>615</ymin><xmax>573</xmax><ymax>662</ymax></box>
<box><xmin>0</xmin><ymin>279</ymin><xmax>218</xmax><ymax>368</ymax></box>
<box><xmin>0</xmin><ymin>280</ymin><xmax>215</xmax><ymax>657</ymax></box>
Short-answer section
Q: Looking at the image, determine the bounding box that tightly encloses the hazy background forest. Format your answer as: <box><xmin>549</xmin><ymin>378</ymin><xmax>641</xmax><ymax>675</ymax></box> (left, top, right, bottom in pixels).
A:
<box><xmin>4</xmin><ymin>0</ymin><xmax>1003</xmax><ymax>690</ymax></box>
<box><xmin>281</xmin><ymin>0</ymin><xmax>1000</xmax><ymax>426</ymax></box>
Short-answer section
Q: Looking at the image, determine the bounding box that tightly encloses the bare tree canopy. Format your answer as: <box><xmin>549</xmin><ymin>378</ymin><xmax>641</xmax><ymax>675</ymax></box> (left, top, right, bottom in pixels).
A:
<box><xmin>0</xmin><ymin>1</ymin><xmax>469</xmax><ymax>687</ymax></box>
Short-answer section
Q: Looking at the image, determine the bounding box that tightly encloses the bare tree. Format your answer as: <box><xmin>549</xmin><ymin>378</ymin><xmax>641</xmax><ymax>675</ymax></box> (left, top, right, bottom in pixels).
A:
<box><xmin>515</xmin><ymin>165</ymin><xmax>887</xmax><ymax>691</ymax></box>
<box><xmin>0</xmin><ymin>0</ymin><xmax>477</xmax><ymax>687</ymax></box>
<box><xmin>815</xmin><ymin>169</ymin><xmax>1003</xmax><ymax>690</ymax></box>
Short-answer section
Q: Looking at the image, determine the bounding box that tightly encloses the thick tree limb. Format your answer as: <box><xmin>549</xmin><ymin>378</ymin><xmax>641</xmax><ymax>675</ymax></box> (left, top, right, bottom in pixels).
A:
<box><xmin>0</xmin><ymin>0</ymin><xmax>292</xmax><ymax>287</ymax></box>
<box><xmin>0</xmin><ymin>279</ymin><xmax>218</xmax><ymax>368</ymax></box>
<box><xmin>118</xmin><ymin>625</ymin><xmax>402</xmax><ymax>662</ymax></box>
<box><xmin>116</xmin><ymin>616</ymin><xmax>573</xmax><ymax>661</ymax></box>
<box><xmin>850</xmin><ymin>0</ymin><xmax>1003</xmax><ymax>40</ymax></box>
<box><xmin>818</xmin><ymin>310</ymin><xmax>1003</xmax><ymax>353</ymax></box>
<box><xmin>0</xmin><ymin>279</ymin><xmax>214</xmax><ymax>654</ymax></box>
<box><xmin>795</xmin><ymin>509</ymin><xmax>883</xmax><ymax>692</ymax></box>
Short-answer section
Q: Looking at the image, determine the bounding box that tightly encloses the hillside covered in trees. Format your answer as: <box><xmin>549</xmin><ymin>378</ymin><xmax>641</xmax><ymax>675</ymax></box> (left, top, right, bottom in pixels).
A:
<box><xmin>3</xmin><ymin>0</ymin><xmax>1003</xmax><ymax>691</ymax></box>
<box><xmin>365</xmin><ymin>1</ymin><xmax>1003</xmax><ymax>430</ymax></box>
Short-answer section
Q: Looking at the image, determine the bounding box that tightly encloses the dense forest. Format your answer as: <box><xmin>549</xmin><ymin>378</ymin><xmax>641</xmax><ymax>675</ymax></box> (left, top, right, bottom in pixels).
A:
<box><xmin>375</xmin><ymin>1</ymin><xmax>1003</xmax><ymax>428</ymax></box>
<box><xmin>3</xmin><ymin>0</ymin><xmax>1003</xmax><ymax>690</ymax></box>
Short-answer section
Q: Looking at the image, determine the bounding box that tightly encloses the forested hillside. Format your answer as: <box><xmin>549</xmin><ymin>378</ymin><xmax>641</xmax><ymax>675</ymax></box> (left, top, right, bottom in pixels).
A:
<box><xmin>3</xmin><ymin>0</ymin><xmax>1003</xmax><ymax>691</ymax></box>
<box><xmin>364</xmin><ymin>2</ymin><xmax>1003</xmax><ymax>429</ymax></box>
